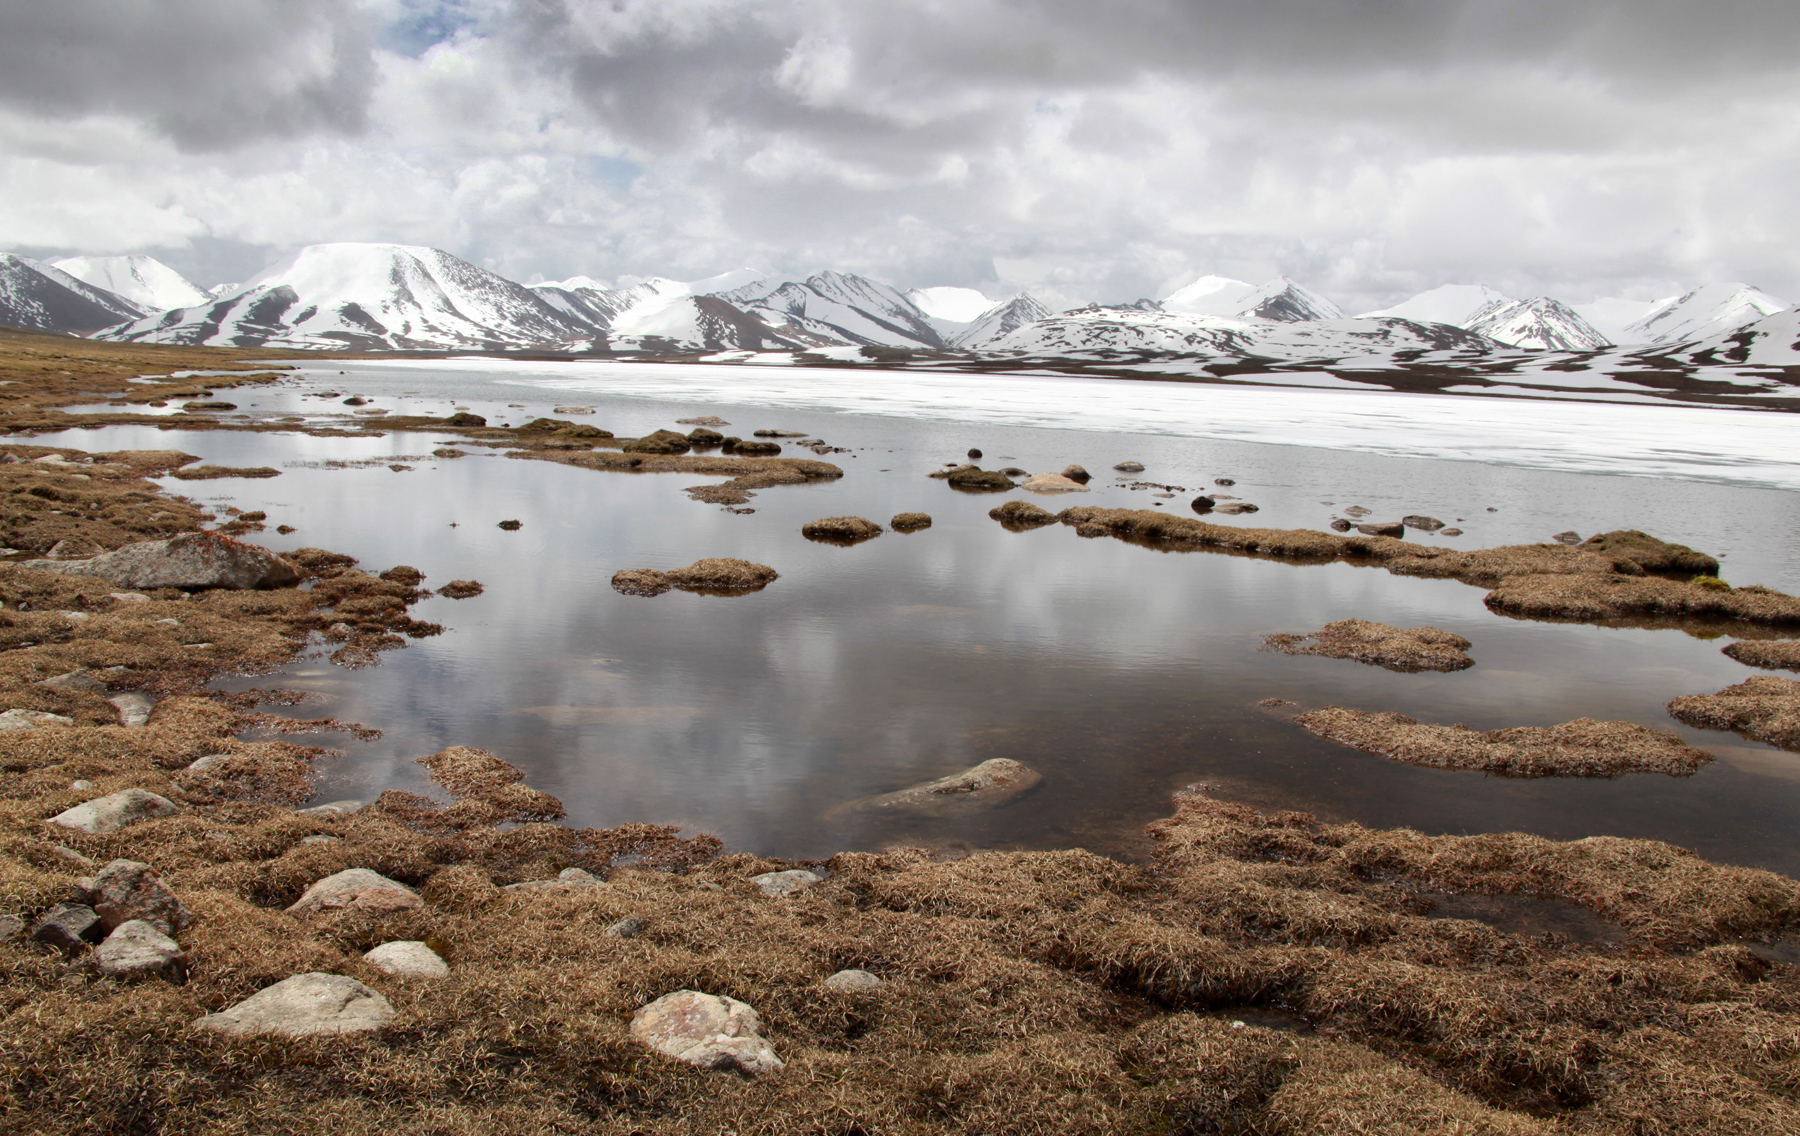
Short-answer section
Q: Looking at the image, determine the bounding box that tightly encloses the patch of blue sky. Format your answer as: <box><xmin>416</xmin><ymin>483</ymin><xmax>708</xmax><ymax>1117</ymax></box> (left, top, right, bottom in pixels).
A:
<box><xmin>372</xmin><ymin>0</ymin><xmax>487</xmax><ymax>58</ymax></box>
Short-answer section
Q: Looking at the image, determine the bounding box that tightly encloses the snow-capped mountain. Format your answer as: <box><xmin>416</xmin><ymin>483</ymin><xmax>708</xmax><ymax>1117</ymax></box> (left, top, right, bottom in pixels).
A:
<box><xmin>530</xmin><ymin>269</ymin><xmax>766</xmax><ymax>333</ymax></box>
<box><xmin>1361</xmin><ymin>284</ymin><xmax>1510</xmax><ymax>327</ymax></box>
<box><xmin>0</xmin><ymin>254</ymin><xmax>147</xmax><ymax>333</ymax></box>
<box><xmin>1620</xmin><ymin>283</ymin><xmax>1789</xmax><ymax>345</ymax></box>
<box><xmin>50</xmin><ymin>254</ymin><xmax>210</xmax><ymax>313</ymax></box>
<box><xmin>1464</xmin><ymin>297</ymin><xmax>1609</xmax><ymax>350</ymax></box>
<box><xmin>1572</xmin><ymin>297</ymin><xmax>1669</xmax><ymax>344</ymax></box>
<box><xmin>96</xmin><ymin>243</ymin><xmax>596</xmax><ymax>350</ymax></box>
<box><xmin>719</xmin><ymin>271</ymin><xmax>947</xmax><ymax>348</ymax></box>
<box><xmin>1161</xmin><ymin>275</ymin><xmax>1344</xmax><ymax>321</ymax></box>
<box><xmin>987</xmin><ymin>307</ymin><xmax>1492</xmax><ymax>359</ymax></box>
<box><xmin>953</xmin><ymin>294</ymin><xmax>1053</xmax><ymax>349</ymax></box>
<box><xmin>906</xmin><ymin>286</ymin><xmax>997</xmax><ymax>323</ymax></box>
<box><xmin>208</xmin><ymin>282</ymin><xmax>241</xmax><ymax>299</ymax></box>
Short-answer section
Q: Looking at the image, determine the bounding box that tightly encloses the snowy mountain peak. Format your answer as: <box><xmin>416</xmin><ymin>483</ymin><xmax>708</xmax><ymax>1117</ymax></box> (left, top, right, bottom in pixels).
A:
<box><xmin>0</xmin><ymin>253</ymin><xmax>147</xmax><ymax>333</ymax></box>
<box><xmin>96</xmin><ymin>242</ymin><xmax>592</xmax><ymax>350</ymax></box>
<box><xmin>1465</xmin><ymin>296</ymin><xmax>1609</xmax><ymax>351</ymax></box>
<box><xmin>1620</xmin><ymin>282</ymin><xmax>1789</xmax><ymax>345</ymax></box>
<box><xmin>1160</xmin><ymin>274</ymin><xmax>1342</xmax><ymax>321</ymax></box>
<box><xmin>906</xmin><ymin>286</ymin><xmax>996</xmax><ymax>323</ymax></box>
<box><xmin>1361</xmin><ymin>284</ymin><xmax>1511</xmax><ymax>327</ymax></box>
<box><xmin>954</xmin><ymin>294</ymin><xmax>1053</xmax><ymax>349</ymax></box>
<box><xmin>50</xmin><ymin>254</ymin><xmax>210</xmax><ymax>313</ymax></box>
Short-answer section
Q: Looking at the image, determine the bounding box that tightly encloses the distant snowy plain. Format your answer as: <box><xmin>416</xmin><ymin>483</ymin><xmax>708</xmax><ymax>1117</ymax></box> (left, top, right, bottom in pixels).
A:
<box><xmin>328</xmin><ymin>358</ymin><xmax>1800</xmax><ymax>491</ymax></box>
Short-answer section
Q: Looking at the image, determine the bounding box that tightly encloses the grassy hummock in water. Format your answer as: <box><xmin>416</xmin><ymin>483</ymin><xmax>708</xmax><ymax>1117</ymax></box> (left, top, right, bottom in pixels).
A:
<box><xmin>613</xmin><ymin>558</ymin><xmax>780</xmax><ymax>596</ymax></box>
<box><xmin>801</xmin><ymin>515</ymin><xmax>882</xmax><ymax>542</ymax></box>
<box><xmin>1288</xmin><ymin>705</ymin><xmax>1716</xmax><ymax>777</ymax></box>
<box><xmin>1265</xmin><ymin>618</ymin><xmax>1474</xmax><ymax>672</ymax></box>
<box><xmin>1667</xmin><ymin>676</ymin><xmax>1800</xmax><ymax>750</ymax></box>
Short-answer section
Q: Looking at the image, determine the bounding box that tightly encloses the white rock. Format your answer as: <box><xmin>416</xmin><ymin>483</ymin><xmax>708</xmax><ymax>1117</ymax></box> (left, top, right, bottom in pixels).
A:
<box><xmin>70</xmin><ymin>779</ymin><xmax>92</xmax><ymax>791</ymax></box>
<box><xmin>194</xmin><ymin>973</ymin><xmax>395</xmax><ymax>1038</ymax></box>
<box><xmin>37</xmin><ymin>668</ymin><xmax>106</xmax><ymax>692</ymax></box>
<box><xmin>287</xmin><ymin>868</ymin><xmax>422</xmax><ymax>914</ymax></box>
<box><xmin>108</xmin><ymin>592</ymin><xmax>152</xmax><ymax>603</ymax></box>
<box><xmin>1019</xmin><ymin>473</ymin><xmax>1091</xmax><ymax>493</ymax></box>
<box><xmin>95</xmin><ymin>920</ymin><xmax>185</xmax><ymax>977</ymax></box>
<box><xmin>295</xmin><ymin>799</ymin><xmax>365</xmax><ymax>817</ymax></box>
<box><xmin>57</xmin><ymin>611</ymin><xmax>90</xmax><ymax>622</ymax></box>
<box><xmin>751</xmin><ymin>870</ymin><xmax>822</xmax><ymax>897</ymax></box>
<box><xmin>107</xmin><ymin>692</ymin><xmax>155</xmax><ymax>728</ymax></box>
<box><xmin>50</xmin><ymin>788</ymin><xmax>178</xmax><ymax>834</ymax></box>
<box><xmin>186</xmin><ymin>753</ymin><xmax>232</xmax><ymax>771</ymax></box>
<box><xmin>30</xmin><ymin>532</ymin><xmax>299</xmax><ymax>591</ymax></box>
<box><xmin>823</xmin><ymin>968</ymin><xmax>883</xmax><ymax>995</ymax></box>
<box><xmin>0</xmin><ymin>708</ymin><xmax>75</xmax><ymax>730</ymax></box>
<box><xmin>630</xmin><ymin>990</ymin><xmax>783</xmax><ymax>1075</ymax></box>
<box><xmin>363</xmin><ymin>940</ymin><xmax>449</xmax><ymax>979</ymax></box>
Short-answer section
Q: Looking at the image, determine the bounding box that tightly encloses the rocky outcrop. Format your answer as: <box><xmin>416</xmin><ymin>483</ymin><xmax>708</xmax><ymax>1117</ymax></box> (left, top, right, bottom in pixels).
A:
<box><xmin>195</xmin><ymin>973</ymin><xmax>395</xmax><ymax>1038</ymax></box>
<box><xmin>630</xmin><ymin>990</ymin><xmax>783</xmax><ymax>1075</ymax></box>
<box><xmin>30</xmin><ymin>532</ymin><xmax>300</xmax><ymax>590</ymax></box>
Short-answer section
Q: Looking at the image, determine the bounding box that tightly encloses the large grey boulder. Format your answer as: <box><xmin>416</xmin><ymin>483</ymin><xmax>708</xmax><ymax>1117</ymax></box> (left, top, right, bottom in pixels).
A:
<box><xmin>94</xmin><ymin>920</ymin><xmax>185</xmax><ymax>977</ymax></box>
<box><xmin>287</xmin><ymin>868</ymin><xmax>423</xmax><ymax>914</ymax></box>
<box><xmin>194</xmin><ymin>973</ymin><xmax>395</xmax><ymax>1037</ymax></box>
<box><xmin>49</xmin><ymin>789</ymin><xmax>179</xmax><ymax>834</ymax></box>
<box><xmin>32</xmin><ymin>532</ymin><xmax>300</xmax><ymax>591</ymax></box>
<box><xmin>363</xmin><ymin>940</ymin><xmax>449</xmax><ymax>978</ymax></box>
<box><xmin>78</xmin><ymin>859</ymin><xmax>190</xmax><ymax>933</ymax></box>
<box><xmin>630</xmin><ymin>990</ymin><xmax>783</xmax><ymax>1075</ymax></box>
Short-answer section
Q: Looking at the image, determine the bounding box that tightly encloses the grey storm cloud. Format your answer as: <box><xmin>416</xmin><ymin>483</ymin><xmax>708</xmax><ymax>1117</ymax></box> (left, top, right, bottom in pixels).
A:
<box><xmin>4</xmin><ymin>0</ymin><xmax>1800</xmax><ymax>307</ymax></box>
<box><xmin>0</xmin><ymin>0</ymin><xmax>376</xmax><ymax>150</ymax></box>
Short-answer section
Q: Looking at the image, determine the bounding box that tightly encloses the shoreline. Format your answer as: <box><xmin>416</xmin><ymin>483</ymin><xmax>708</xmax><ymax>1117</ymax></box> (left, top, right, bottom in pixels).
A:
<box><xmin>4</xmin><ymin>334</ymin><xmax>1800</xmax><ymax>1132</ymax></box>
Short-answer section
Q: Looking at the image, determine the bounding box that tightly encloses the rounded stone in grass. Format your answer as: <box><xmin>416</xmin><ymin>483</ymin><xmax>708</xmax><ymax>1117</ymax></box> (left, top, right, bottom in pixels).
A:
<box><xmin>195</xmin><ymin>973</ymin><xmax>395</xmax><ymax>1038</ymax></box>
<box><xmin>364</xmin><ymin>940</ymin><xmax>449</xmax><ymax>979</ymax></box>
<box><xmin>631</xmin><ymin>990</ymin><xmax>783</xmax><ymax>1075</ymax></box>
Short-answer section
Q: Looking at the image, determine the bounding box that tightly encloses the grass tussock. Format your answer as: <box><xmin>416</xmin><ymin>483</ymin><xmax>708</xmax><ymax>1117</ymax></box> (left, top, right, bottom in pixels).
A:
<box><xmin>800</xmin><ymin>516</ymin><xmax>881</xmax><ymax>543</ymax></box>
<box><xmin>1290</xmin><ymin>706</ymin><xmax>1716</xmax><ymax>777</ymax></box>
<box><xmin>1265</xmin><ymin>618</ymin><xmax>1474</xmax><ymax>672</ymax></box>
<box><xmin>1486</xmin><ymin>574</ymin><xmax>1800</xmax><ymax>626</ymax></box>
<box><xmin>167</xmin><ymin>466</ymin><xmax>282</xmax><ymax>481</ymax></box>
<box><xmin>1667</xmin><ymin>676</ymin><xmax>1800</xmax><ymax>750</ymax></box>
<box><xmin>613</xmin><ymin>560</ymin><xmax>779</xmax><ymax>597</ymax></box>
<box><xmin>988</xmin><ymin>500</ymin><xmax>1058</xmax><ymax>530</ymax></box>
<box><xmin>889</xmin><ymin>512</ymin><xmax>931</xmax><ymax>531</ymax></box>
<box><xmin>1722</xmin><ymin>639</ymin><xmax>1800</xmax><ymax>671</ymax></box>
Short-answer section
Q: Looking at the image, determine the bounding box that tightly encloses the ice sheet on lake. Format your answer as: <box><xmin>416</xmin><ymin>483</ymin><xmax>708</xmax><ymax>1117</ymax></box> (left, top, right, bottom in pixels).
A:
<box><xmin>328</xmin><ymin>358</ymin><xmax>1800</xmax><ymax>490</ymax></box>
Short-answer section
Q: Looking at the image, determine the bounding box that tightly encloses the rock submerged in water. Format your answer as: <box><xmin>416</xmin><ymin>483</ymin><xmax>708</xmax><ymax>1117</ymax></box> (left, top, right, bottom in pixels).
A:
<box><xmin>630</xmin><ymin>990</ymin><xmax>783</xmax><ymax>1075</ymax></box>
<box><xmin>829</xmin><ymin>758</ymin><xmax>1043</xmax><ymax>820</ymax></box>
<box><xmin>1403</xmin><ymin>515</ymin><xmax>1446</xmax><ymax>532</ymax></box>
<box><xmin>1060</xmin><ymin>464</ymin><xmax>1091</xmax><ymax>482</ymax></box>
<box><xmin>1355</xmin><ymin>521</ymin><xmax>1404</xmax><ymax>537</ymax></box>
<box><xmin>1113</xmin><ymin>461</ymin><xmax>1145</xmax><ymax>473</ymax></box>
<box><xmin>29</xmin><ymin>532</ymin><xmax>299</xmax><ymax>590</ymax></box>
<box><xmin>196</xmin><ymin>973</ymin><xmax>395</xmax><ymax>1038</ymax></box>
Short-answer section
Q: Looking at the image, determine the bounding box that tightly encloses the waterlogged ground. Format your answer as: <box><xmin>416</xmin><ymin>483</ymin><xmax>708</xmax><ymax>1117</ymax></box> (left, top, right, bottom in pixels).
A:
<box><xmin>42</xmin><ymin>359</ymin><xmax>1800</xmax><ymax>870</ymax></box>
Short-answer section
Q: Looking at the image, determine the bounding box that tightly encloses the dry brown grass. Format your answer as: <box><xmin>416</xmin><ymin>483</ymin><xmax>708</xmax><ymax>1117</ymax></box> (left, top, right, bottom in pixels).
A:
<box><xmin>1486</xmin><ymin>574</ymin><xmax>1800</xmax><ymax>626</ymax></box>
<box><xmin>890</xmin><ymin>512</ymin><xmax>931</xmax><ymax>531</ymax></box>
<box><xmin>1722</xmin><ymin>639</ymin><xmax>1800</xmax><ymax>670</ymax></box>
<box><xmin>1290</xmin><ymin>706</ymin><xmax>1716</xmax><ymax>777</ymax></box>
<box><xmin>614</xmin><ymin>560</ymin><xmax>779</xmax><ymax>597</ymax></box>
<box><xmin>1265</xmin><ymin>618</ymin><xmax>1474</xmax><ymax>672</ymax></box>
<box><xmin>1667</xmin><ymin>676</ymin><xmax>1800</xmax><ymax>750</ymax></box>
<box><xmin>167</xmin><ymin>466</ymin><xmax>282</xmax><ymax>481</ymax></box>
<box><xmin>988</xmin><ymin>500</ymin><xmax>1057</xmax><ymax>530</ymax></box>
<box><xmin>801</xmin><ymin>516</ymin><xmax>882</xmax><ymax>542</ymax></box>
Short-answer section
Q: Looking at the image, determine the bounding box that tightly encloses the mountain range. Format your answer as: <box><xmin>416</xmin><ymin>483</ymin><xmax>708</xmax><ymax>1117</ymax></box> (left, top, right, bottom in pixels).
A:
<box><xmin>4</xmin><ymin>242</ymin><xmax>1793</xmax><ymax>366</ymax></box>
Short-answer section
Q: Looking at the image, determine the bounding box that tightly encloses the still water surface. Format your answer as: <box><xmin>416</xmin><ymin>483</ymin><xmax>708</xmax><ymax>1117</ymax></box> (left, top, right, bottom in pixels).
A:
<box><xmin>46</xmin><ymin>362</ymin><xmax>1800</xmax><ymax>871</ymax></box>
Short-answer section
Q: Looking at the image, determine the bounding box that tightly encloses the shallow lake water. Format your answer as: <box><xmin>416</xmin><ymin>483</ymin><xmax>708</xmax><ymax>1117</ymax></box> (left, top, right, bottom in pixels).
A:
<box><xmin>42</xmin><ymin>360</ymin><xmax>1800</xmax><ymax>872</ymax></box>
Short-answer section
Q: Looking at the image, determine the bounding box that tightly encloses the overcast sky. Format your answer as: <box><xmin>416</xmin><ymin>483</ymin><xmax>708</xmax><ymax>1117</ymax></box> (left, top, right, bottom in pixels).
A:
<box><xmin>2</xmin><ymin>0</ymin><xmax>1798</xmax><ymax>310</ymax></box>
